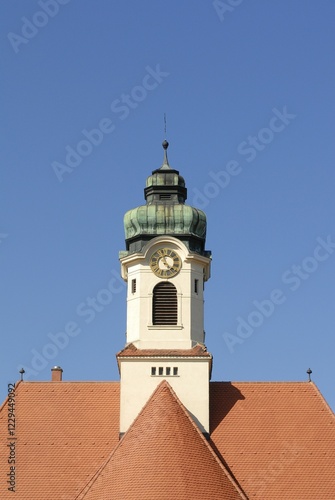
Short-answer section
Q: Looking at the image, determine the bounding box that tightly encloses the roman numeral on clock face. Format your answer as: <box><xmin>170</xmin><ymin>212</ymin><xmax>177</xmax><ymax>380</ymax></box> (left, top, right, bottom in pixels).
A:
<box><xmin>150</xmin><ymin>248</ymin><xmax>181</xmax><ymax>278</ymax></box>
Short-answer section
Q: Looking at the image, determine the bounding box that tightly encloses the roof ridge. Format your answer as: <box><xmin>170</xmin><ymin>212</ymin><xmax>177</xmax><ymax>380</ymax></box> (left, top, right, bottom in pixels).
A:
<box><xmin>76</xmin><ymin>382</ymin><xmax>180</xmax><ymax>498</ymax></box>
<box><xmin>75</xmin><ymin>459</ymin><xmax>105</xmax><ymax>499</ymax></box>
<box><xmin>76</xmin><ymin>380</ymin><xmax>247</xmax><ymax>499</ymax></box>
<box><xmin>15</xmin><ymin>380</ymin><xmax>120</xmax><ymax>384</ymax></box>
<box><xmin>158</xmin><ymin>382</ymin><xmax>248</xmax><ymax>499</ymax></box>
<box><xmin>212</xmin><ymin>380</ymin><xmax>315</xmax><ymax>384</ymax></box>
<box><xmin>75</xmin><ymin>384</ymin><xmax>174</xmax><ymax>498</ymax></box>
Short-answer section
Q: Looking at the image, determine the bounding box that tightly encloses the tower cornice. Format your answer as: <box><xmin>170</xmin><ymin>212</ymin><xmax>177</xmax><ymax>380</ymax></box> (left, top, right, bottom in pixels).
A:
<box><xmin>120</xmin><ymin>235</ymin><xmax>211</xmax><ymax>281</ymax></box>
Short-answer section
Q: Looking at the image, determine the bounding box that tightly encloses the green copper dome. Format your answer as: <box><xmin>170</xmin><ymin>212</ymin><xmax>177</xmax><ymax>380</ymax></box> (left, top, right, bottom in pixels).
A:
<box><xmin>123</xmin><ymin>141</ymin><xmax>208</xmax><ymax>254</ymax></box>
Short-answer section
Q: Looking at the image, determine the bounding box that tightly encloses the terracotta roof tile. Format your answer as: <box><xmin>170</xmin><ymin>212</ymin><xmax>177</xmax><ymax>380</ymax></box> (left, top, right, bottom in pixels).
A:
<box><xmin>210</xmin><ymin>381</ymin><xmax>335</xmax><ymax>499</ymax></box>
<box><xmin>0</xmin><ymin>381</ymin><xmax>120</xmax><ymax>500</ymax></box>
<box><xmin>1</xmin><ymin>379</ymin><xmax>334</xmax><ymax>499</ymax></box>
<box><xmin>78</xmin><ymin>381</ymin><xmax>246</xmax><ymax>500</ymax></box>
<box><xmin>117</xmin><ymin>342</ymin><xmax>212</xmax><ymax>358</ymax></box>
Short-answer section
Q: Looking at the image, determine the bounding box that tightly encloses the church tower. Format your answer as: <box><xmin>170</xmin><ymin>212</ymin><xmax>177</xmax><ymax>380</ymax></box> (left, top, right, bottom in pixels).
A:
<box><xmin>117</xmin><ymin>141</ymin><xmax>212</xmax><ymax>436</ymax></box>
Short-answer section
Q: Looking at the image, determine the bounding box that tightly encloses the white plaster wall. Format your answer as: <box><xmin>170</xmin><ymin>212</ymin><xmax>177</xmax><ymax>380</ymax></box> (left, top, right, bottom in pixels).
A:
<box><xmin>119</xmin><ymin>358</ymin><xmax>210</xmax><ymax>434</ymax></box>
<box><xmin>122</xmin><ymin>238</ymin><xmax>210</xmax><ymax>348</ymax></box>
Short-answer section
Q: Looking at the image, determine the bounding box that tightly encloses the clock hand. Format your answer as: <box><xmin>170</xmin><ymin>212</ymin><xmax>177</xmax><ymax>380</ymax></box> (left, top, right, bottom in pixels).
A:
<box><xmin>161</xmin><ymin>257</ymin><xmax>170</xmax><ymax>267</ymax></box>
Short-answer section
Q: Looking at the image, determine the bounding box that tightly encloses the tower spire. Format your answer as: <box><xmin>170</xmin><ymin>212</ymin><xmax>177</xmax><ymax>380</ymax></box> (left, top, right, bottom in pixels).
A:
<box><xmin>161</xmin><ymin>113</ymin><xmax>170</xmax><ymax>168</ymax></box>
<box><xmin>118</xmin><ymin>137</ymin><xmax>212</xmax><ymax>435</ymax></box>
<box><xmin>162</xmin><ymin>138</ymin><xmax>169</xmax><ymax>167</ymax></box>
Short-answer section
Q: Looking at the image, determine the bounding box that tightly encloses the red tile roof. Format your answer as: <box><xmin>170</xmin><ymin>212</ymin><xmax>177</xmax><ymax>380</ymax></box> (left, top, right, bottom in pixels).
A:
<box><xmin>77</xmin><ymin>381</ymin><xmax>246</xmax><ymax>500</ymax></box>
<box><xmin>1</xmin><ymin>379</ymin><xmax>334</xmax><ymax>499</ymax></box>
<box><xmin>210</xmin><ymin>381</ymin><xmax>335</xmax><ymax>499</ymax></box>
<box><xmin>117</xmin><ymin>342</ymin><xmax>212</xmax><ymax>357</ymax></box>
<box><xmin>0</xmin><ymin>381</ymin><xmax>120</xmax><ymax>500</ymax></box>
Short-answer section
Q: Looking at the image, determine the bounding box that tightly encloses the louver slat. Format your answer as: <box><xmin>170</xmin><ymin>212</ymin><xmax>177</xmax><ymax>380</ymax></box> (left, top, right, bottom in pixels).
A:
<box><xmin>153</xmin><ymin>282</ymin><xmax>177</xmax><ymax>325</ymax></box>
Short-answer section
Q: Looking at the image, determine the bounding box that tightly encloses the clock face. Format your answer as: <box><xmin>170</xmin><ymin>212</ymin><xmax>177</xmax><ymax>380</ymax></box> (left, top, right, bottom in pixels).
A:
<box><xmin>150</xmin><ymin>248</ymin><xmax>182</xmax><ymax>278</ymax></box>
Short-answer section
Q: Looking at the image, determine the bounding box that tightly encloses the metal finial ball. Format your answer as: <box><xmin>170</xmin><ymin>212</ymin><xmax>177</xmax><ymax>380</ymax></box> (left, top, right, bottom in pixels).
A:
<box><xmin>307</xmin><ymin>368</ymin><xmax>312</xmax><ymax>381</ymax></box>
<box><xmin>162</xmin><ymin>140</ymin><xmax>169</xmax><ymax>150</ymax></box>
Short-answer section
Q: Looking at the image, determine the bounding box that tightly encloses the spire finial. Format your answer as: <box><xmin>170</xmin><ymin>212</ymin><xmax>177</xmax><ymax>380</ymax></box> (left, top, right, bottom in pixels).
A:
<box><xmin>160</xmin><ymin>114</ymin><xmax>170</xmax><ymax>168</ymax></box>
<box><xmin>162</xmin><ymin>139</ymin><xmax>169</xmax><ymax>166</ymax></box>
<box><xmin>19</xmin><ymin>368</ymin><xmax>25</xmax><ymax>381</ymax></box>
<box><xmin>307</xmin><ymin>367</ymin><xmax>312</xmax><ymax>382</ymax></box>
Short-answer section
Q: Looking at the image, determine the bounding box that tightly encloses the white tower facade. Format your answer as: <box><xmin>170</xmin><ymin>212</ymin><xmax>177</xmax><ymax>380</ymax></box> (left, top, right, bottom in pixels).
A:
<box><xmin>117</xmin><ymin>141</ymin><xmax>212</xmax><ymax>435</ymax></box>
<box><xmin>120</xmin><ymin>235</ymin><xmax>210</xmax><ymax>349</ymax></box>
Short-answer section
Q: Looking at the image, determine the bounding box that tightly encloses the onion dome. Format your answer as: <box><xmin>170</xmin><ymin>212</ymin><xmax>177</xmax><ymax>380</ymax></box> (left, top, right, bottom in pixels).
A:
<box><xmin>123</xmin><ymin>141</ymin><xmax>207</xmax><ymax>254</ymax></box>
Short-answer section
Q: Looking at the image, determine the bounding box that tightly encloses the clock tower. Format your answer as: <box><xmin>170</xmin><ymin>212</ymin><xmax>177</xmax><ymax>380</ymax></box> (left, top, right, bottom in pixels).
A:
<box><xmin>117</xmin><ymin>141</ymin><xmax>212</xmax><ymax>436</ymax></box>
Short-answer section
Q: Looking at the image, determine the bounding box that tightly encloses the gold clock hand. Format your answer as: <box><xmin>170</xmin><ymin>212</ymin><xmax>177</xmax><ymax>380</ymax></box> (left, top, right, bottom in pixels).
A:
<box><xmin>161</xmin><ymin>257</ymin><xmax>169</xmax><ymax>267</ymax></box>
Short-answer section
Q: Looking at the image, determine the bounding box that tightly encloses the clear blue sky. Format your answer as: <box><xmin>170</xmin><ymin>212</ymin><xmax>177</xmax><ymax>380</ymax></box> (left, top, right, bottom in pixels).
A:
<box><xmin>1</xmin><ymin>1</ymin><xmax>335</xmax><ymax>410</ymax></box>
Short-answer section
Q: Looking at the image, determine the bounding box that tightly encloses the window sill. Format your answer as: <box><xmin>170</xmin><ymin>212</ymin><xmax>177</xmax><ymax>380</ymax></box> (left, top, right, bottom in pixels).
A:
<box><xmin>147</xmin><ymin>325</ymin><xmax>183</xmax><ymax>330</ymax></box>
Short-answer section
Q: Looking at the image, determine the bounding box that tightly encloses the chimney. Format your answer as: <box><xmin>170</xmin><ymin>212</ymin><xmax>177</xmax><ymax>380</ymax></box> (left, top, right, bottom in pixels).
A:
<box><xmin>51</xmin><ymin>366</ymin><xmax>63</xmax><ymax>382</ymax></box>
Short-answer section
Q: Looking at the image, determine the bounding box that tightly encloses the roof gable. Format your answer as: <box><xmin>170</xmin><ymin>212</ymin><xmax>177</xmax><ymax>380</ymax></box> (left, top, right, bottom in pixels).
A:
<box><xmin>78</xmin><ymin>381</ymin><xmax>246</xmax><ymax>500</ymax></box>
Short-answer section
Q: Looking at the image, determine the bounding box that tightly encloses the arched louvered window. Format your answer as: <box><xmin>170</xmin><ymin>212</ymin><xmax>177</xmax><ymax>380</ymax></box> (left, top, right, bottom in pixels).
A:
<box><xmin>152</xmin><ymin>282</ymin><xmax>177</xmax><ymax>325</ymax></box>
